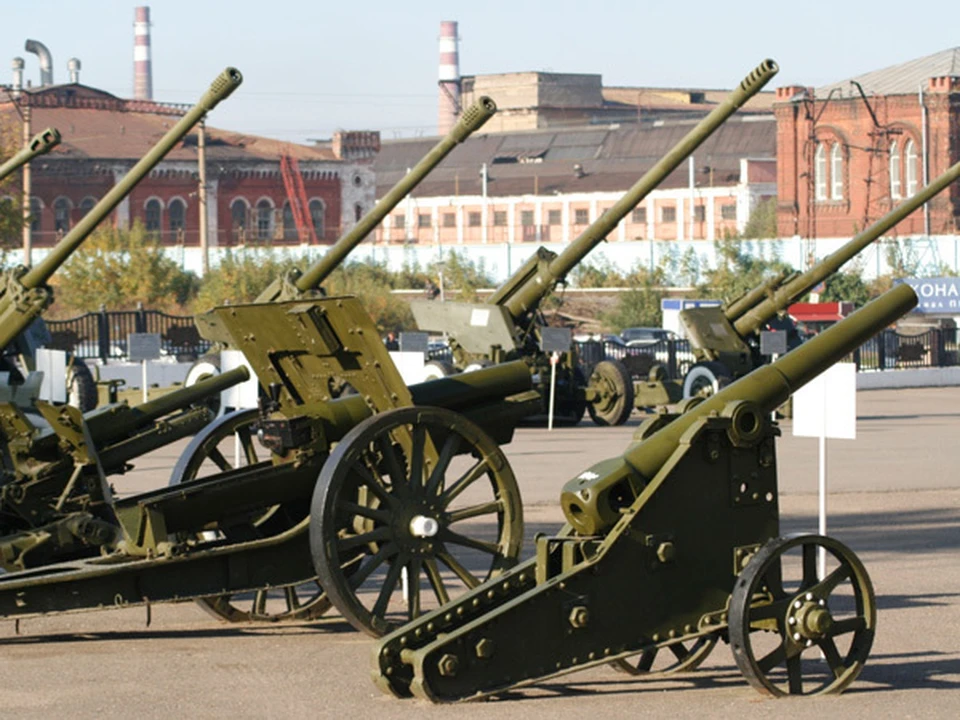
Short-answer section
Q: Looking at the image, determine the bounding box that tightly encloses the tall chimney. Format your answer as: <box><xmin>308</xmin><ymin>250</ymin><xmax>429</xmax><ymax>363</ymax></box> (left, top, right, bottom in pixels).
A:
<box><xmin>437</xmin><ymin>20</ymin><xmax>460</xmax><ymax>135</ymax></box>
<box><xmin>67</xmin><ymin>57</ymin><xmax>81</xmax><ymax>84</ymax></box>
<box><xmin>24</xmin><ymin>40</ymin><xmax>53</xmax><ymax>86</ymax></box>
<box><xmin>133</xmin><ymin>6</ymin><xmax>153</xmax><ymax>100</ymax></box>
<box><xmin>11</xmin><ymin>57</ymin><xmax>24</xmax><ymax>94</ymax></box>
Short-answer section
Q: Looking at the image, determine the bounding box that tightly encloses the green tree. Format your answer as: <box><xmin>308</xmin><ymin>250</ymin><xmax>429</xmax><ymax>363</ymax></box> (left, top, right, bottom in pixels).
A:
<box><xmin>51</xmin><ymin>221</ymin><xmax>196</xmax><ymax>315</ymax></box>
<box><xmin>426</xmin><ymin>250</ymin><xmax>493</xmax><ymax>301</ymax></box>
<box><xmin>821</xmin><ymin>270</ymin><xmax>871</xmax><ymax>307</ymax></box>
<box><xmin>190</xmin><ymin>247</ymin><xmax>298</xmax><ymax>311</ymax></box>
<box><xmin>740</xmin><ymin>197</ymin><xmax>778</xmax><ymax>239</ymax></box>
<box><xmin>698</xmin><ymin>238</ymin><xmax>794</xmax><ymax>302</ymax></box>
<box><xmin>601</xmin><ymin>266</ymin><xmax>668</xmax><ymax>331</ymax></box>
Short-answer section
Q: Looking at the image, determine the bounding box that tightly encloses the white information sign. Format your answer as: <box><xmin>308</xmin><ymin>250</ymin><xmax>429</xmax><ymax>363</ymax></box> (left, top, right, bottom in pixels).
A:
<box><xmin>36</xmin><ymin>348</ymin><xmax>67</xmax><ymax>402</ymax></box>
<box><xmin>792</xmin><ymin>363</ymin><xmax>857</xmax><ymax>439</ymax></box>
<box><xmin>389</xmin><ymin>351</ymin><xmax>427</xmax><ymax>385</ymax></box>
<box><xmin>220</xmin><ymin>350</ymin><xmax>260</xmax><ymax>410</ymax></box>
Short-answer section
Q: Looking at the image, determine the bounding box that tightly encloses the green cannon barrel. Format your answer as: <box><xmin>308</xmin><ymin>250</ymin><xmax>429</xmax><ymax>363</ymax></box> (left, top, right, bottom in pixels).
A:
<box><xmin>0</xmin><ymin>127</ymin><xmax>61</xmax><ymax>182</ymax></box>
<box><xmin>500</xmin><ymin>59</ymin><xmax>779</xmax><ymax>321</ymax></box>
<box><xmin>732</xmin><ymin>157</ymin><xmax>960</xmax><ymax>338</ymax></box>
<box><xmin>286</xmin><ymin>96</ymin><xmax>497</xmax><ymax>296</ymax></box>
<box><xmin>20</xmin><ymin>68</ymin><xmax>242</xmax><ymax>291</ymax></box>
<box><xmin>561</xmin><ymin>283</ymin><xmax>918</xmax><ymax>534</ymax></box>
<box><xmin>722</xmin><ymin>268</ymin><xmax>791</xmax><ymax>321</ymax></box>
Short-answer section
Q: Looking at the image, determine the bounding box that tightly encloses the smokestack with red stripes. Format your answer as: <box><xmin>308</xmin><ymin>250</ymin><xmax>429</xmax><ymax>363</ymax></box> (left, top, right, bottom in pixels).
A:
<box><xmin>133</xmin><ymin>6</ymin><xmax>153</xmax><ymax>100</ymax></box>
<box><xmin>437</xmin><ymin>20</ymin><xmax>460</xmax><ymax>135</ymax></box>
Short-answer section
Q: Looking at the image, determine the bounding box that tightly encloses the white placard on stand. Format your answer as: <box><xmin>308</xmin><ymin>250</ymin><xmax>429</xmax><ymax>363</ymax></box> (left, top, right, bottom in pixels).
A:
<box><xmin>792</xmin><ymin>362</ymin><xmax>857</xmax><ymax>577</ymax></box>
<box><xmin>220</xmin><ymin>350</ymin><xmax>259</xmax><ymax>410</ymax></box>
<box><xmin>35</xmin><ymin>348</ymin><xmax>67</xmax><ymax>402</ymax></box>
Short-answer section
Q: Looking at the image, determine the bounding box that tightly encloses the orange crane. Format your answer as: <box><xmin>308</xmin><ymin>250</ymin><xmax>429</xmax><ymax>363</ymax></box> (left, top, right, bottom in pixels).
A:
<box><xmin>279</xmin><ymin>152</ymin><xmax>318</xmax><ymax>243</ymax></box>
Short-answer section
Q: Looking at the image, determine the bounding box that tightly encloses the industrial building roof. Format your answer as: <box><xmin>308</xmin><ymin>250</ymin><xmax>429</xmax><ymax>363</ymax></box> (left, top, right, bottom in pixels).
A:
<box><xmin>373</xmin><ymin>116</ymin><xmax>776</xmax><ymax>198</ymax></box>
<box><xmin>816</xmin><ymin>47</ymin><xmax>960</xmax><ymax>98</ymax></box>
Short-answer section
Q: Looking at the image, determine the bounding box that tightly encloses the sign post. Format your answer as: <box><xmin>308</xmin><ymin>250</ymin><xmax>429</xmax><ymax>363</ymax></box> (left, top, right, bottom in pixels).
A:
<box><xmin>127</xmin><ymin>333</ymin><xmax>162</xmax><ymax>404</ymax></box>
<box><xmin>539</xmin><ymin>327</ymin><xmax>572</xmax><ymax>431</ymax></box>
<box><xmin>792</xmin><ymin>362</ymin><xmax>857</xmax><ymax>578</ymax></box>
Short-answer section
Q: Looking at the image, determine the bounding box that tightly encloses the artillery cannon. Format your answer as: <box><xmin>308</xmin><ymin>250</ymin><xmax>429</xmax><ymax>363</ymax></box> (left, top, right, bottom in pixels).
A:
<box><xmin>0</xmin><ymin>126</ymin><xmax>61</xmax><ymax>181</ymax></box>
<box><xmin>0</xmin><ymin>68</ymin><xmax>249</xmax><ymax>568</ymax></box>
<box><xmin>0</xmin><ymin>294</ymin><xmax>540</xmax><ymax>635</ymax></box>
<box><xmin>672</xmin><ymin>156</ymin><xmax>960</xmax><ymax>398</ymax></box>
<box><xmin>410</xmin><ymin>60</ymin><xmax>779</xmax><ymax>427</ymax></box>
<box><xmin>373</xmin><ymin>283</ymin><xmax>918</xmax><ymax>701</ymax></box>
<box><xmin>183</xmin><ymin>95</ymin><xmax>498</xmax><ymax>393</ymax></box>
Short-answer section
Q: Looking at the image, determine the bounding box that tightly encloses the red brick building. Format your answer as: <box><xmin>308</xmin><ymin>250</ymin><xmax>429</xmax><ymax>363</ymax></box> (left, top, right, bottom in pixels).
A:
<box><xmin>0</xmin><ymin>83</ymin><xmax>377</xmax><ymax>270</ymax></box>
<box><xmin>775</xmin><ymin>48</ymin><xmax>960</xmax><ymax>241</ymax></box>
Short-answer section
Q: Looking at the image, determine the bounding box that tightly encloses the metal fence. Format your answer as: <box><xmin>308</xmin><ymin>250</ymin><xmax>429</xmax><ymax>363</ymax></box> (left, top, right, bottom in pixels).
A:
<box><xmin>45</xmin><ymin>307</ymin><xmax>210</xmax><ymax>362</ymax></box>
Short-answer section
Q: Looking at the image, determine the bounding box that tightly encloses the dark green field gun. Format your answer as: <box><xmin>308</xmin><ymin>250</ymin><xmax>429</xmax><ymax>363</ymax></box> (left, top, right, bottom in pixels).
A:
<box><xmin>410</xmin><ymin>60</ymin><xmax>779</xmax><ymax>426</ymax></box>
<box><xmin>373</xmin><ymin>283</ymin><xmax>918</xmax><ymax>701</ymax></box>
<box><xmin>673</xmin><ymin>157</ymin><xmax>960</xmax><ymax>398</ymax></box>
<box><xmin>0</xmin><ymin>127</ymin><xmax>61</xmax><ymax>181</ymax></box>
<box><xmin>0</xmin><ymin>68</ymin><xmax>249</xmax><ymax>568</ymax></box>
<box><xmin>0</xmin><ymin>295</ymin><xmax>539</xmax><ymax>636</ymax></box>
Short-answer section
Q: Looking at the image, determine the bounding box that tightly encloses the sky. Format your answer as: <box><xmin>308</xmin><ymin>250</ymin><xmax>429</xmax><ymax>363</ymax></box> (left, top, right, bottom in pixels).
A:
<box><xmin>2</xmin><ymin>1</ymin><xmax>959</xmax><ymax>143</ymax></box>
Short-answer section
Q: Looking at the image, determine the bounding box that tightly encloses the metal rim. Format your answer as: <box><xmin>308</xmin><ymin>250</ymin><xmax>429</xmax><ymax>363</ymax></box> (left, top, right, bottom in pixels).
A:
<box><xmin>682</xmin><ymin>362</ymin><xmax>731</xmax><ymax>399</ymax></box>
<box><xmin>169</xmin><ymin>408</ymin><xmax>332</xmax><ymax>623</ymax></box>
<box><xmin>587</xmin><ymin>359</ymin><xmax>634</xmax><ymax>426</ymax></box>
<box><xmin>310</xmin><ymin>406</ymin><xmax>523</xmax><ymax>637</ymax></box>
<box><xmin>728</xmin><ymin>533</ymin><xmax>876</xmax><ymax>697</ymax></box>
<box><xmin>611</xmin><ymin>634</ymin><xmax>719</xmax><ymax>676</ymax></box>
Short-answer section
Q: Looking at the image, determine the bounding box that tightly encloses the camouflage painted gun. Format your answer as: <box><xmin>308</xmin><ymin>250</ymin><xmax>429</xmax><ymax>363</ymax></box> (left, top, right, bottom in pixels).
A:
<box><xmin>0</xmin><ymin>68</ymin><xmax>248</xmax><ymax>568</ymax></box>
<box><xmin>373</xmin><ymin>283</ymin><xmax>917</xmax><ymax>701</ymax></box>
<box><xmin>0</xmin><ymin>297</ymin><xmax>539</xmax><ymax>637</ymax></box>
<box><xmin>410</xmin><ymin>60</ymin><xmax>780</xmax><ymax>427</ymax></box>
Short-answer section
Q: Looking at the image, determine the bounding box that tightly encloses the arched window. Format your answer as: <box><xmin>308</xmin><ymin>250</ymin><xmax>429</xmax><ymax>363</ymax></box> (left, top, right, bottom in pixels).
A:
<box><xmin>814</xmin><ymin>144</ymin><xmax>827</xmax><ymax>201</ymax></box>
<box><xmin>53</xmin><ymin>197</ymin><xmax>72</xmax><ymax>233</ymax></box>
<box><xmin>890</xmin><ymin>141</ymin><xmax>901</xmax><ymax>199</ymax></box>
<box><xmin>145</xmin><ymin>198</ymin><xmax>162</xmax><ymax>232</ymax></box>
<box><xmin>905</xmin><ymin>139</ymin><xmax>919</xmax><ymax>196</ymax></box>
<box><xmin>256</xmin><ymin>199</ymin><xmax>274</xmax><ymax>240</ymax></box>
<box><xmin>830</xmin><ymin>144</ymin><xmax>843</xmax><ymax>200</ymax></box>
<box><xmin>282</xmin><ymin>201</ymin><xmax>297</xmax><ymax>241</ymax></box>
<box><xmin>168</xmin><ymin>198</ymin><xmax>186</xmax><ymax>233</ymax></box>
<box><xmin>29</xmin><ymin>197</ymin><xmax>42</xmax><ymax>234</ymax></box>
<box><xmin>230</xmin><ymin>199</ymin><xmax>248</xmax><ymax>230</ymax></box>
<box><xmin>309</xmin><ymin>199</ymin><xmax>325</xmax><ymax>242</ymax></box>
<box><xmin>79</xmin><ymin>196</ymin><xmax>96</xmax><ymax>216</ymax></box>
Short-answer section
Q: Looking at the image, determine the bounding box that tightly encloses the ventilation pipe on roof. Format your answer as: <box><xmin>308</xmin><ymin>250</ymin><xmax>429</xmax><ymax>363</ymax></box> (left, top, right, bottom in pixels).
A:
<box><xmin>67</xmin><ymin>57</ymin><xmax>81</xmax><ymax>84</ymax></box>
<box><xmin>11</xmin><ymin>57</ymin><xmax>24</xmax><ymax>94</ymax></box>
<box><xmin>24</xmin><ymin>39</ymin><xmax>53</xmax><ymax>86</ymax></box>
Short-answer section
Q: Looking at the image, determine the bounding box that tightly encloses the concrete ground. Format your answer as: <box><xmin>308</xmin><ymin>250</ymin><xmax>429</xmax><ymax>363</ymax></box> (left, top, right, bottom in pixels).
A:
<box><xmin>0</xmin><ymin>387</ymin><xmax>957</xmax><ymax>718</ymax></box>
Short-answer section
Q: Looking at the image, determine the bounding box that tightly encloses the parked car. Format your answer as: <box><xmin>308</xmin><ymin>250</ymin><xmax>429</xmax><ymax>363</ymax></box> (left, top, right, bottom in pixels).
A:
<box><xmin>621</xmin><ymin>327</ymin><xmax>676</xmax><ymax>348</ymax></box>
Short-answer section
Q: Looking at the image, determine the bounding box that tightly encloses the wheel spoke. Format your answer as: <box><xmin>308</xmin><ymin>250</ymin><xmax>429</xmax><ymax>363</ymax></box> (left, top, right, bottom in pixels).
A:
<box><xmin>818</xmin><ymin>636</ymin><xmax>845</xmax><ymax>677</ymax></box>
<box><xmin>406</xmin><ymin>557</ymin><xmax>422</xmax><ymax>621</ymax></box>
<box><xmin>372</xmin><ymin>557</ymin><xmax>405</xmax><ymax>619</ymax></box>
<box><xmin>801</xmin><ymin>542</ymin><xmax>819</xmax><ymax>587</ymax></box>
<box><xmin>348</xmin><ymin>543</ymin><xmax>397</xmax><ymax>590</ymax></box>
<box><xmin>338</xmin><ymin>526</ymin><xmax>392</xmax><ymax>552</ymax></box>
<box><xmin>436</xmin><ymin>548</ymin><xmax>481</xmax><ymax>589</ymax></box>
<box><xmin>424</xmin><ymin>433</ymin><xmax>460</xmax><ymax>497</ymax></box>
<box><xmin>747</xmin><ymin>598</ymin><xmax>789</xmax><ymax>628</ymax></box>
<box><xmin>829</xmin><ymin>616</ymin><xmax>866</xmax><ymax>637</ymax></box>
<box><xmin>423</xmin><ymin>558</ymin><xmax>450</xmax><ymax>605</ymax></box>
<box><xmin>253</xmin><ymin>588</ymin><xmax>267</xmax><ymax>616</ymax></box>
<box><xmin>669</xmin><ymin>643</ymin><xmax>689</xmax><ymax>662</ymax></box>
<box><xmin>338</xmin><ymin>500</ymin><xmax>391</xmax><ymax>524</ymax></box>
<box><xmin>439</xmin><ymin>458</ymin><xmax>489</xmax><ymax>507</ymax></box>
<box><xmin>440</xmin><ymin>529</ymin><xmax>500</xmax><ymax>555</ymax></box>
<box><xmin>814</xmin><ymin>564</ymin><xmax>851</xmax><ymax>596</ymax></box>
<box><xmin>786</xmin><ymin>654</ymin><xmax>803</xmax><ymax>695</ymax></box>
<box><xmin>376</xmin><ymin>435</ymin><xmax>407</xmax><ymax>490</ymax></box>
<box><xmin>207</xmin><ymin>447</ymin><xmax>233</xmax><ymax>472</ymax></box>
<box><xmin>407</xmin><ymin>424</ymin><xmax>426</xmax><ymax>490</ymax></box>
<box><xmin>757</xmin><ymin>644</ymin><xmax>785</xmax><ymax>674</ymax></box>
<box><xmin>284</xmin><ymin>585</ymin><xmax>301</xmax><ymax>611</ymax></box>
<box><xmin>636</xmin><ymin>650</ymin><xmax>656</xmax><ymax>672</ymax></box>
<box><xmin>351</xmin><ymin>462</ymin><xmax>396</xmax><ymax>508</ymax></box>
<box><xmin>760</xmin><ymin>562</ymin><xmax>785</xmax><ymax>597</ymax></box>
<box><xmin>446</xmin><ymin>499</ymin><xmax>503</xmax><ymax>524</ymax></box>
<box><xmin>236</xmin><ymin>424</ymin><xmax>259</xmax><ymax>465</ymax></box>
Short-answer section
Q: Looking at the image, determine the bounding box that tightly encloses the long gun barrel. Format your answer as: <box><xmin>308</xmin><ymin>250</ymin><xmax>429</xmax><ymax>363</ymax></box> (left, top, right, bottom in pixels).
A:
<box><xmin>722</xmin><ymin>268</ymin><xmax>791</xmax><ymax>321</ymax></box>
<box><xmin>562</xmin><ymin>282</ymin><xmax>918</xmax><ymax>534</ymax></box>
<box><xmin>497</xmin><ymin>59</ymin><xmax>779</xmax><ymax>322</ymax></box>
<box><xmin>732</xmin><ymin>158</ymin><xmax>960</xmax><ymax>338</ymax></box>
<box><xmin>0</xmin><ymin>127</ymin><xmax>61</xmax><ymax>182</ymax></box>
<box><xmin>256</xmin><ymin>97</ymin><xmax>496</xmax><ymax>302</ymax></box>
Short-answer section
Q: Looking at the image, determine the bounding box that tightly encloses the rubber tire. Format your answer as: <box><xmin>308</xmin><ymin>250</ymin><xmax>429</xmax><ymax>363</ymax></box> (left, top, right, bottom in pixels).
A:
<box><xmin>422</xmin><ymin>359</ymin><xmax>455</xmax><ymax>381</ymax></box>
<box><xmin>682</xmin><ymin>361</ymin><xmax>732</xmax><ymax>399</ymax></box>
<box><xmin>586</xmin><ymin>359</ymin><xmax>635</xmax><ymax>427</ymax></box>
<box><xmin>66</xmin><ymin>358</ymin><xmax>98</xmax><ymax>412</ymax></box>
<box><xmin>184</xmin><ymin>354</ymin><xmax>223</xmax><ymax>415</ymax></box>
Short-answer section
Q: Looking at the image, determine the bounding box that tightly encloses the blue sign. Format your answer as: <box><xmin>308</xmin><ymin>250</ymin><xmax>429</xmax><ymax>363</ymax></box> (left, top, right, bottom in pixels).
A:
<box><xmin>898</xmin><ymin>277</ymin><xmax>960</xmax><ymax>314</ymax></box>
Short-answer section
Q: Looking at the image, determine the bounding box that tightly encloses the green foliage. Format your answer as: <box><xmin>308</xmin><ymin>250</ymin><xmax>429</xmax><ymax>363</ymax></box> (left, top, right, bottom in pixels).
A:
<box><xmin>325</xmin><ymin>260</ymin><xmax>414</xmax><ymax>333</ymax></box>
<box><xmin>51</xmin><ymin>222</ymin><xmax>197</xmax><ymax>316</ymax></box>
<box><xmin>571</xmin><ymin>258</ymin><xmax>628</xmax><ymax>288</ymax></box>
<box><xmin>697</xmin><ymin>238</ymin><xmax>794</xmax><ymax>303</ymax></box>
<box><xmin>821</xmin><ymin>271</ymin><xmax>871</xmax><ymax>307</ymax></box>
<box><xmin>601</xmin><ymin>266</ymin><xmax>668</xmax><ymax>331</ymax></box>
<box><xmin>0</xmin><ymin>128</ymin><xmax>24</xmax><ymax>259</ymax></box>
<box><xmin>190</xmin><ymin>248</ymin><xmax>299</xmax><ymax>311</ymax></box>
<box><xmin>740</xmin><ymin>197</ymin><xmax>778</xmax><ymax>239</ymax></box>
<box><xmin>426</xmin><ymin>251</ymin><xmax>493</xmax><ymax>301</ymax></box>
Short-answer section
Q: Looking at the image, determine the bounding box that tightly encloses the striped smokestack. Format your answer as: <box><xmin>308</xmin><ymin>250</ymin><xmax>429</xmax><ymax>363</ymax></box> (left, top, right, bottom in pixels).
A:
<box><xmin>133</xmin><ymin>6</ymin><xmax>153</xmax><ymax>100</ymax></box>
<box><xmin>437</xmin><ymin>20</ymin><xmax>460</xmax><ymax>135</ymax></box>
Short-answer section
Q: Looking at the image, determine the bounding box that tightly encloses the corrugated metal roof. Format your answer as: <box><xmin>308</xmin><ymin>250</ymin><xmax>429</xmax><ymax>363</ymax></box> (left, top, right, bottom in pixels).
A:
<box><xmin>816</xmin><ymin>47</ymin><xmax>960</xmax><ymax>98</ymax></box>
<box><xmin>373</xmin><ymin>116</ymin><xmax>775</xmax><ymax>198</ymax></box>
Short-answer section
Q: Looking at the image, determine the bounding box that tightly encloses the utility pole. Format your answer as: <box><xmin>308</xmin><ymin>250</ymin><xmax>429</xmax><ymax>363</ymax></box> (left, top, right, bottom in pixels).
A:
<box><xmin>198</xmin><ymin>119</ymin><xmax>209</xmax><ymax>274</ymax></box>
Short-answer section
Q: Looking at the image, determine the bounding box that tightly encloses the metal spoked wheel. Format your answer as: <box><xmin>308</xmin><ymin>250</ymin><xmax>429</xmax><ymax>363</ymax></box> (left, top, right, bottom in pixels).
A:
<box><xmin>310</xmin><ymin>406</ymin><xmax>523</xmax><ymax>637</ymax></box>
<box><xmin>587</xmin><ymin>359</ymin><xmax>634</xmax><ymax>426</ymax></box>
<box><xmin>169</xmin><ymin>408</ymin><xmax>332</xmax><ymax>623</ymax></box>
<box><xmin>728</xmin><ymin>534</ymin><xmax>876</xmax><ymax>697</ymax></box>
<box><xmin>682</xmin><ymin>361</ymin><xmax>732</xmax><ymax>399</ymax></box>
<box><xmin>611</xmin><ymin>634</ymin><xmax>719</xmax><ymax>676</ymax></box>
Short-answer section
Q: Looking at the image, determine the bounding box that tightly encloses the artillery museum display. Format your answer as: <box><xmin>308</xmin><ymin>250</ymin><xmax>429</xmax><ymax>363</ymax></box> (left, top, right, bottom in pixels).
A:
<box><xmin>0</xmin><ymin>53</ymin><xmax>943</xmax><ymax>707</ymax></box>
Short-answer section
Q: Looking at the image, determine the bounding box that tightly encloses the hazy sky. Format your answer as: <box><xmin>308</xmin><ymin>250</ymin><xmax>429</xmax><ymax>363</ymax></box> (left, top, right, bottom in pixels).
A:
<box><xmin>2</xmin><ymin>1</ymin><xmax>958</xmax><ymax>143</ymax></box>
